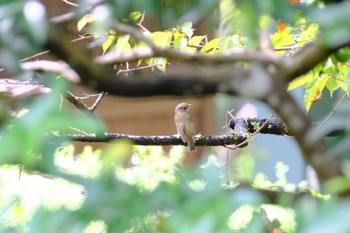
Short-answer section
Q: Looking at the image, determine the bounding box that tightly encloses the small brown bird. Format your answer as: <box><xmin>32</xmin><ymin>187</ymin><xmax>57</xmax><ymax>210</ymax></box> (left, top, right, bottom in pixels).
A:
<box><xmin>174</xmin><ymin>103</ymin><xmax>196</xmax><ymax>152</ymax></box>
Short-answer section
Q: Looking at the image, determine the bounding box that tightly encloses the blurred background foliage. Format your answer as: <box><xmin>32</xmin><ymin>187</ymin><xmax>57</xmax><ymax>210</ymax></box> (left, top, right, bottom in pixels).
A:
<box><xmin>1</xmin><ymin>0</ymin><xmax>350</xmax><ymax>232</ymax></box>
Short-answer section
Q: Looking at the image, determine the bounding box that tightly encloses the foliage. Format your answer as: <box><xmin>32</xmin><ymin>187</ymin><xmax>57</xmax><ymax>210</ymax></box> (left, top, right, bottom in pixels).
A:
<box><xmin>0</xmin><ymin>144</ymin><xmax>343</xmax><ymax>233</ymax></box>
<box><xmin>1</xmin><ymin>0</ymin><xmax>350</xmax><ymax>232</ymax></box>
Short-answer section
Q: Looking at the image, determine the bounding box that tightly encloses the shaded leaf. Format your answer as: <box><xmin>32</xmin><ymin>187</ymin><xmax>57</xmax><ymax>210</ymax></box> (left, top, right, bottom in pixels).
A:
<box><xmin>219</xmin><ymin>35</ymin><xmax>240</xmax><ymax>53</ymax></box>
<box><xmin>326</xmin><ymin>77</ymin><xmax>339</xmax><ymax>97</ymax></box>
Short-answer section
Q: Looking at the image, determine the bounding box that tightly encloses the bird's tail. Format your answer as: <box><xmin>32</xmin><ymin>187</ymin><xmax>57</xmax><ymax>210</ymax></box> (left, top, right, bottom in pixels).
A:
<box><xmin>187</xmin><ymin>138</ymin><xmax>196</xmax><ymax>152</ymax></box>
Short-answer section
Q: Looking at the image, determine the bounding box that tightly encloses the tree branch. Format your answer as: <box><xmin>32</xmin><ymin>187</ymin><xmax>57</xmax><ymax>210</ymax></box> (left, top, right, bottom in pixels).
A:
<box><xmin>61</xmin><ymin>117</ymin><xmax>343</xmax><ymax>144</ymax></box>
<box><xmin>62</xmin><ymin>133</ymin><xmax>247</xmax><ymax>146</ymax></box>
<box><xmin>96</xmin><ymin>22</ymin><xmax>281</xmax><ymax>66</ymax></box>
<box><xmin>284</xmin><ymin>39</ymin><xmax>350</xmax><ymax>82</ymax></box>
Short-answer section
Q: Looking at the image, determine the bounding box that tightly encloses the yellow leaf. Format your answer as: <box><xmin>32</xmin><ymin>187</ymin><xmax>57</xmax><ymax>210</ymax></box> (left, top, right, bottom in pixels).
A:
<box><xmin>77</xmin><ymin>15</ymin><xmax>94</xmax><ymax>31</ymax></box>
<box><xmin>200</xmin><ymin>38</ymin><xmax>222</xmax><ymax>54</ymax></box>
<box><xmin>287</xmin><ymin>73</ymin><xmax>314</xmax><ymax>91</ymax></box>
<box><xmin>304</xmin><ymin>75</ymin><xmax>329</xmax><ymax>112</ymax></box>
<box><xmin>102</xmin><ymin>35</ymin><xmax>116</xmax><ymax>54</ymax></box>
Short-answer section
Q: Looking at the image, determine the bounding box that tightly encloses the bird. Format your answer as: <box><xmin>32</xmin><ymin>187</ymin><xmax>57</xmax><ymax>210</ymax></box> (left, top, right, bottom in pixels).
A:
<box><xmin>174</xmin><ymin>102</ymin><xmax>196</xmax><ymax>152</ymax></box>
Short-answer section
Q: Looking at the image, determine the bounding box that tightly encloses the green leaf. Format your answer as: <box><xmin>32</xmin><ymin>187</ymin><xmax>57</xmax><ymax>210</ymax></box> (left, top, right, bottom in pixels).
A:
<box><xmin>296</xmin><ymin>24</ymin><xmax>318</xmax><ymax>46</ymax></box>
<box><xmin>181</xmin><ymin>22</ymin><xmax>193</xmax><ymax>38</ymax></box>
<box><xmin>336</xmin><ymin>63</ymin><xmax>350</xmax><ymax>92</ymax></box>
<box><xmin>304</xmin><ymin>75</ymin><xmax>330</xmax><ymax>112</ymax></box>
<box><xmin>271</xmin><ymin>28</ymin><xmax>294</xmax><ymax>48</ymax></box>
<box><xmin>113</xmin><ymin>35</ymin><xmax>130</xmax><ymax>54</ymax></box>
<box><xmin>200</xmin><ymin>38</ymin><xmax>222</xmax><ymax>54</ymax></box>
<box><xmin>147</xmin><ymin>32</ymin><xmax>172</xmax><ymax>71</ymax></box>
<box><xmin>287</xmin><ymin>73</ymin><xmax>314</xmax><ymax>91</ymax></box>
<box><xmin>188</xmin><ymin>35</ymin><xmax>206</xmax><ymax>46</ymax></box>
<box><xmin>219</xmin><ymin>35</ymin><xmax>239</xmax><ymax>53</ymax></box>
<box><xmin>334</xmin><ymin>48</ymin><xmax>350</xmax><ymax>63</ymax></box>
<box><xmin>185</xmin><ymin>35</ymin><xmax>206</xmax><ymax>53</ymax></box>
<box><xmin>148</xmin><ymin>31</ymin><xmax>173</xmax><ymax>49</ymax></box>
<box><xmin>0</xmin><ymin>78</ymin><xmax>103</xmax><ymax>167</ymax></box>
<box><xmin>129</xmin><ymin>11</ymin><xmax>142</xmax><ymax>22</ymax></box>
<box><xmin>326</xmin><ymin>77</ymin><xmax>339</xmax><ymax>97</ymax></box>
<box><xmin>228</xmin><ymin>204</ymin><xmax>255</xmax><ymax>230</ymax></box>
<box><xmin>173</xmin><ymin>32</ymin><xmax>187</xmax><ymax>50</ymax></box>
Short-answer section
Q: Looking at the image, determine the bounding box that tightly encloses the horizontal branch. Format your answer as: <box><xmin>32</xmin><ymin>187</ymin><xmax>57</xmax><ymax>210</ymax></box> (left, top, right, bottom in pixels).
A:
<box><xmin>96</xmin><ymin>47</ymin><xmax>281</xmax><ymax>66</ymax></box>
<box><xmin>230</xmin><ymin>118</ymin><xmax>290</xmax><ymax>136</ymax></box>
<box><xmin>59</xmin><ymin>118</ymin><xmax>343</xmax><ymax>146</ymax></box>
<box><xmin>62</xmin><ymin>133</ymin><xmax>247</xmax><ymax>146</ymax></box>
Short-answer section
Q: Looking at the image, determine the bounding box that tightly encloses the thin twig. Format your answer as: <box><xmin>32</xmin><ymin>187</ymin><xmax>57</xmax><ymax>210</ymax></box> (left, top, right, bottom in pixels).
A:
<box><xmin>318</xmin><ymin>92</ymin><xmax>347</xmax><ymax>128</ymax></box>
<box><xmin>19</xmin><ymin>50</ymin><xmax>51</xmax><ymax>62</ymax></box>
<box><xmin>89</xmin><ymin>91</ymin><xmax>106</xmax><ymax>112</ymax></box>
<box><xmin>116</xmin><ymin>65</ymin><xmax>156</xmax><ymax>74</ymax></box>
<box><xmin>274</xmin><ymin>46</ymin><xmax>301</xmax><ymax>51</ymax></box>
<box><xmin>71</xmin><ymin>35</ymin><xmax>95</xmax><ymax>43</ymax></box>
<box><xmin>61</xmin><ymin>0</ymin><xmax>79</xmax><ymax>7</ymax></box>
<box><xmin>65</xmin><ymin>91</ymin><xmax>106</xmax><ymax>113</ymax></box>
<box><xmin>225</xmin><ymin>112</ymin><xmax>276</xmax><ymax>150</ymax></box>
<box><xmin>65</xmin><ymin>90</ymin><xmax>90</xmax><ymax>111</ymax></box>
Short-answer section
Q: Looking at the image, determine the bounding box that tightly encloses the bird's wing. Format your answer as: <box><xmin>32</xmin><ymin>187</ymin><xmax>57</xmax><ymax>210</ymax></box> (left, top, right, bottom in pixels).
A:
<box><xmin>177</xmin><ymin>122</ymin><xmax>187</xmax><ymax>143</ymax></box>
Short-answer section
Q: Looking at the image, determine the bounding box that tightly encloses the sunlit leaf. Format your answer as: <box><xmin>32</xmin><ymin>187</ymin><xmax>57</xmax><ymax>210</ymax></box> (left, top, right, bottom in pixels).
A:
<box><xmin>200</xmin><ymin>38</ymin><xmax>222</xmax><ymax>54</ymax></box>
<box><xmin>185</xmin><ymin>35</ymin><xmax>206</xmax><ymax>53</ymax></box>
<box><xmin>287</xmin><ymin>73</ymin><xmax>314</xmax><ymax>91</ymax></box>
<box><xmin>113</xmin><ymin>35</ymin><xmax>130</xmax><ymax>54</ymax></box>
<box><xmin>271</xmin><ymin>28</ymin><xmax>294</xmax><ymax>48</ymax></box>
<box><xmin>228</xmin><ymin>204</ymin><xmax>255</xmax><ymax>230</ymax></box>
<box><xmin>295</xmin><ymin>24</ymin><xmax>318</xmax><ymax>49</ymax></box>
<box><xmin>129</xmin><ymin>11</ymin><xmax>142</xmax><ymax>22</ymax></box>
<box><xmin>304</xmin><ymin>75</ymin><xmax>330</xmax><ymax>112</ymax></box>
<box><xmin>181</xmin><ymin>22</ymin><xmax>193</xmax><ymax>38</ymax></box>
<box><xmin>77</xmin><ymin>15</ymin><xmax>94</xmax><ymax>31</ymax></box>
<box><xmin>173</xmin><ymin>32</ymin><xmax>187</xmax><ymax>50</ymax></box>
<box><xmin>102</xmin><ymin>35</ymin><xmax>116</xmax><ymax>54</ymax></box>
<box><xmin>148</xmin><ymin>31</ymin><xmax>172</xmax><ymax>48</ymax></box>
<box><xmin>188</xmin><ymin>35</ymin><xmax>206</xmax><ymax>46</ymax></box>
<box><xmin>147</xmin><ymin>32</ymin><xmax>172</xmax><ymax>71</ymax></box>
